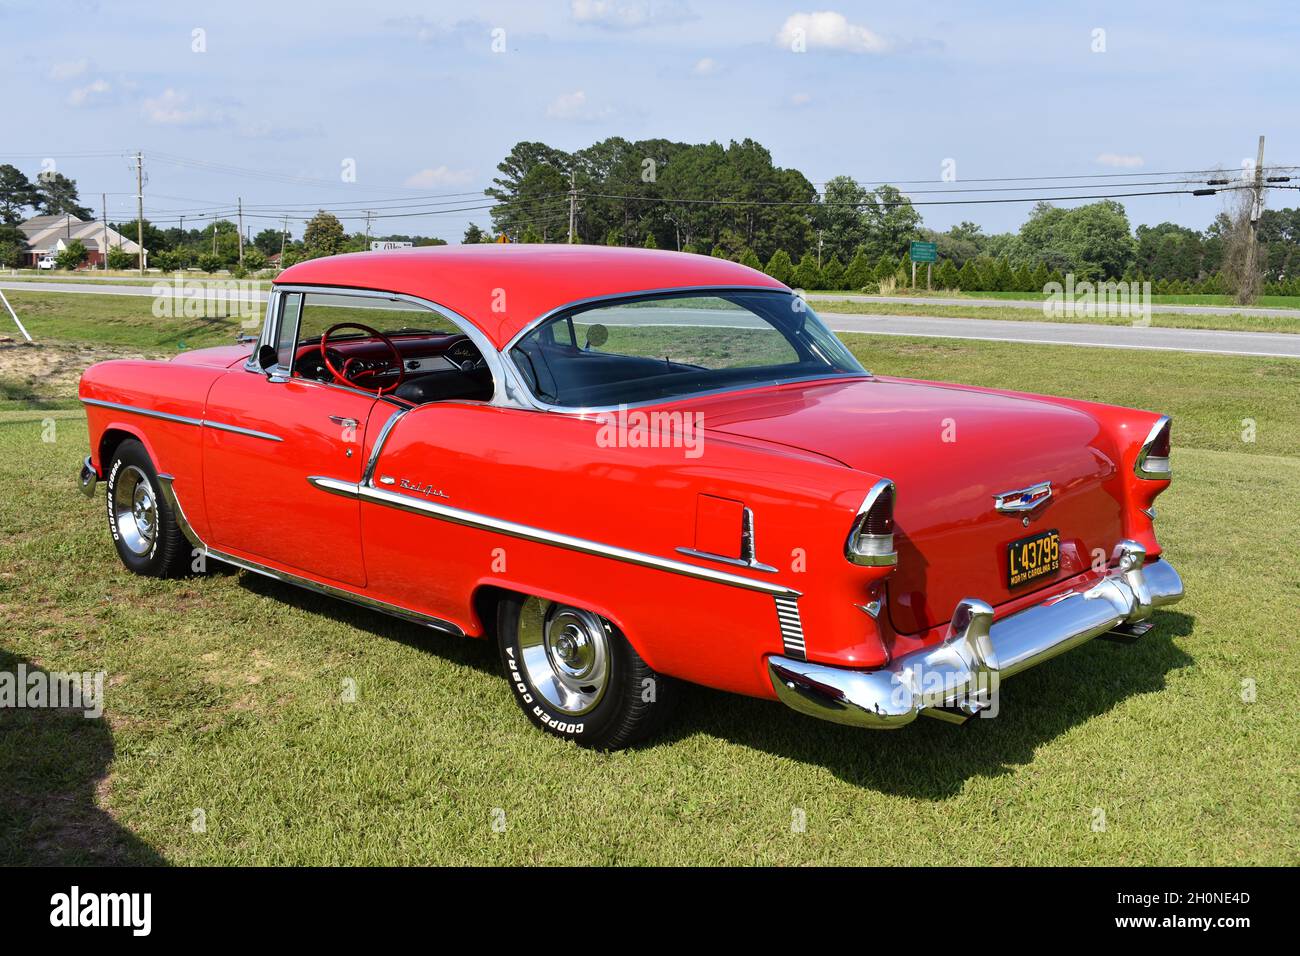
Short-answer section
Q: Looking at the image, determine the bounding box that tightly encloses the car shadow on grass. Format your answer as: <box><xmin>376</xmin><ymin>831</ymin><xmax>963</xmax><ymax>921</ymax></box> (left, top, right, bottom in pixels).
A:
<box><xmin>0</xmin><ymin>650</ymin><xmax>168</xmax><ymax>865</ymax></box>
<box><xmin>236</xmin><ymin>573</ymin><xmax>502</xmax><ymax>676</ymax></box>
<box><xmin>662</xmin><ymin>611</ymin><xmax>1196</xmax><ymax>799</ymax></box>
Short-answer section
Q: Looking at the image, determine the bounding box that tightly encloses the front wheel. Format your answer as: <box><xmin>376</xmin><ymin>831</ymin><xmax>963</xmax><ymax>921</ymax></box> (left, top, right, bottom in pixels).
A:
<box><xmin>104</xmin><ymin>438</ymin><xmax>190</xmax><ymax>577</ymax></box>
<box><xmin>497</xmin><ymin>595</ymin><xmax>677</xmax><ymax>750</ymax></box>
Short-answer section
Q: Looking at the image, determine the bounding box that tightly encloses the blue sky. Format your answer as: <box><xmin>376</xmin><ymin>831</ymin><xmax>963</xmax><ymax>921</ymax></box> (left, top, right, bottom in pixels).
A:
<box><xmin>3</xmin><ymin>0</ymin><xmax>1298</xmax><ymax>242</ymax></box>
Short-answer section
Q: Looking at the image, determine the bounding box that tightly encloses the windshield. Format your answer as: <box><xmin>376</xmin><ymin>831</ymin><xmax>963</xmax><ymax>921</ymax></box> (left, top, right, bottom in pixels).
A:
<box><xmin>509</xmin><ymin>290</ymin><xmax>866</xmax><ymax>408</ymax></box>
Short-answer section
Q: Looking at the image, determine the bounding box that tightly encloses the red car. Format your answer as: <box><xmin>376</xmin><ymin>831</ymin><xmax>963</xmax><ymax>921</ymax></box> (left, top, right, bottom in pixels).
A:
<box><xmin>78</xmin><ymin>246</ymin><xmax>1182</xmax><ymax>749</ymax></box>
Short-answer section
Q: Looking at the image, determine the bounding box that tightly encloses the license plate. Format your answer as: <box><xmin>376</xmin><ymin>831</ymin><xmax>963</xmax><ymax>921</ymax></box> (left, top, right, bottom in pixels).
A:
<box><xmin>1007</xmin><ymin>529</ymin><xmax>1060</xmax><ymax>588</ymax></box>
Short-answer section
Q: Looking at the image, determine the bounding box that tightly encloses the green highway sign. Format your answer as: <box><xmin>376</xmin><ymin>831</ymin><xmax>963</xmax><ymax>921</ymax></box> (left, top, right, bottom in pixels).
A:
<box><xmin>910</xmin><ymin>241</ymin><xmax>938</xmax><ymax>263</ymax></box>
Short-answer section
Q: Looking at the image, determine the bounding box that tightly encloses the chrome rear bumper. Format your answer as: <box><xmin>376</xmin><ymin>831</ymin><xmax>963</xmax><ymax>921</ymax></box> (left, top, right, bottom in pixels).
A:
<box><xmin>767</xmin><ymin>540</ymin><xmax>1183</xmax><ymax>729</ymax></box>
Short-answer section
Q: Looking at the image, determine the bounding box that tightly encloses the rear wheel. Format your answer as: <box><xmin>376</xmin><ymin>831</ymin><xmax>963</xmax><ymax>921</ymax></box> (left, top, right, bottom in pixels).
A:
<box><xmin>104</xmin><ymin>439</ymin><xmax>189</xmax><ymax>577</ymax></box>
<box><xmin>497</xmin><ymin>595</ymin><xmax>677</xmax><ymax>750</ymax></box>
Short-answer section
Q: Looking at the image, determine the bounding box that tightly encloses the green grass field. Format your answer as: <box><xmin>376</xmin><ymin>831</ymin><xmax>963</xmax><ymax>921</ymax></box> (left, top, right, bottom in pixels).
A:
<box><xmin>808</xmin><ymin>288</ymin><xmax>1300</xmax><ymax>310</ymax></box>
<box><xmin>813</xmin><ymin>299</ymin><xmax>1300</xmax><ymax>334</ymax></box>
<box><xmin>0</xmin><ymin>293</ymin><xmax>1296</xmax><ymax>865</ymax></box>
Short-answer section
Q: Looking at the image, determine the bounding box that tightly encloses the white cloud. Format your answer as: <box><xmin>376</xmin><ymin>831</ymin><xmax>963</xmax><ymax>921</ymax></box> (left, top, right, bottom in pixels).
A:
<box><xmin>776</xmin><ymin>11</ymin><xmax>888</xmax><ymax>53</ymax></box>
<box><xmin>1096</xmin><ymin>152</ymin><xmax>1145</xmax><ymax>168</ymax></box>
<box><xmin>404</xmin><ymin>166</ymin><xmax>474</xmax><ymax>188</ymax></box>
<box><xmin>142</xmin><ymin>89</ymin><xmax>213</xmax><ymax>126</ymax></box>
<box><xmin>692</xmin><ymin>57</ymin><xmax>720</xmax><ymax>75</ymax></box>
<box><xmin>67</xmin><ymin>78</ymin><xmax>111</xmax><ymax>107</ymax></box>
<box><xmin>546</xmin><ymin>89</ymin><xmax>615</xmax><ymax>122</ymax></box>
<box><xmin>50</xmin><ymin>59</ymin><xmax>88</xmax><ymax>80</ymax></box>
<box><xmin>571</xmin><ymin>0</ymin><xmax>692</xmax><ymax>30</ymax></box>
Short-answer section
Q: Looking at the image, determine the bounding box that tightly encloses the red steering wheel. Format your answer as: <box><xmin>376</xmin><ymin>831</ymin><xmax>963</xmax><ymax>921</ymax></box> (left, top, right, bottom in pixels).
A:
<box><xmin>320</xmin><ymin>322</ymin><xmax>406</xmax><ymax>395</ymax></box>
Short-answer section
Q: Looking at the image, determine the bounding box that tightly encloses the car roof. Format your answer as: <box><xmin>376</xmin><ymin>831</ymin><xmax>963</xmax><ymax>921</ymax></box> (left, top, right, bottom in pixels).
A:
<box><xmin>274</xmin><ymin>244</ymin><xmax>789</xmax><ymax>348</ymax></box>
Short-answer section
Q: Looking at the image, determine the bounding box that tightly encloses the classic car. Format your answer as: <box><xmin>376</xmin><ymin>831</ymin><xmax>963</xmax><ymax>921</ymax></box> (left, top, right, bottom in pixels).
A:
<box><xmin>77</xmin><ymin>245</ymin><xmax>1183</xmax><ymax>749</ymax></box>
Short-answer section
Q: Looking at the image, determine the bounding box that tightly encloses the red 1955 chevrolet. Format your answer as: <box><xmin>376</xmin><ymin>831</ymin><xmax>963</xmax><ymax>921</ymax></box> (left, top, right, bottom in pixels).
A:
<box><xmin>78</xmin><ymin>245</ymin><xmax>1182</xmax><ymax>749</ymax></box>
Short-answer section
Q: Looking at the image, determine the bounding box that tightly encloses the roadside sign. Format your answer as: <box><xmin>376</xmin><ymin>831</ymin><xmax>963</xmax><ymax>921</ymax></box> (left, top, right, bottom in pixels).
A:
<box><xmin>910</xmin><ymin>241</ymin><xmax>937</xmax><ymax>263</ymax></box>
<box><xmin>369</xmin><ymin>241</ymin><xmax>414</xmax><ymax>251</ymax></box>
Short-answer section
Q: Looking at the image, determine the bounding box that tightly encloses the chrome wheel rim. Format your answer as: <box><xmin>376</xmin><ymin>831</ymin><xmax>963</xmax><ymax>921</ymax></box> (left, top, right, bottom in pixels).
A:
<box><xmin>518</xmin><ymin>598</ymin><xmax>610</xmax><ymax>716</ymax></box>
<box><xmin>113</xmin><ymin>465</ymin><xmax>157</xmax><ymax>556</ymax></box>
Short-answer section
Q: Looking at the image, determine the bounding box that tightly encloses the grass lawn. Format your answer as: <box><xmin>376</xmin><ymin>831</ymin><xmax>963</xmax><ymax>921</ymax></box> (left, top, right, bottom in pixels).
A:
<box><xmin>0</xmin><ymin>316</ymin><xmax>1295</xmax><ymax>864</ymax></box>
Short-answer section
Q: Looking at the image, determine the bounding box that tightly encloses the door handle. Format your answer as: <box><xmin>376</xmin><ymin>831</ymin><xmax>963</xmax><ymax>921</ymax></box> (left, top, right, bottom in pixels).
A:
<box><xmin>329</xmin><ymin>415</ymin><xmax>360</xmax><ymax>428</ymax></box>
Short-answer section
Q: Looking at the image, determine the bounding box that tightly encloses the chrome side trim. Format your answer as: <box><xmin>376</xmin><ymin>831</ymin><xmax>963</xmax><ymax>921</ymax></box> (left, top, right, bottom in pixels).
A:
<box><xmin>82</xmin><ymin>397</ymin><xmax>202</xmax><ymax>428</ymax></box>
<box><xmin>1135</xmin><ymin>414</ymin><xmax>1172</xmax><ymax>480</ymax></box>
<box><xmin>81</xmin><ymin>398</ymin><xmax>282</xmax><ymax>442</ymax></box>
<box><xmin>155</xmin><ymin>473</ymin><xmax>465</xmax><ymax>637</ymax></box>
<box><xmin>200</xmin><ymin>419</ymin><xmax>284</xmax><ymax>442</ymax></box>
<box><xmin>767</xmin><ymin>540</ymin><xmax>1185</xmax><ymax>730</ymax></box>
<box><xmin>674</xmin><ymin>507</ymin><xmax>778</xmax><ymax>573</ymax></box>
<box><xmin>773</xmin><ymin>594</ymin><xmax>807</xmax><ymax>660</ymax></box>
<box><xmin>308</xmin><ymin>475</ymin><xmax>801</xmax><ymax>598</ymax></box>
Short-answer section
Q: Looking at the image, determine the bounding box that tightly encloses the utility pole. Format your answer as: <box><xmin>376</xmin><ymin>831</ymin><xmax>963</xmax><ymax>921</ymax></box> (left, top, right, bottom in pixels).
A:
<box><xmin>134</xmin><ymin>151</ymin><xmax>145</xmax><ymax>275</ymax></box>
<box><xmin>567</xmin><ymin>170</ymin><xmax>577</xmax><ymax>244</ymax></box>
<box><xmin>1244</xmin><ymin>135</ymin><xmax>1266</xmax><ymax>293</ymax></box>
<box><xmin>237</xmin><ymin>197</ymin><xmax>244</xmax><ymax>266</ymax></box>
<box><xmin>364</xmin><ymin>210</ymin><xmax>373</xmax><ymax>248</ymax></box>
<box><xmin>817</xmin><ymin>230</ymin><xmax>824</xmax><ymax>268</ymax></box>
<box><xmin>279</xmin><ymin>215</ymin><xmax>288</xmax><ymax>263</ymax></box>
<box><xmin>101</xmin><ymin>193</ymin><xmax>108</xmax><ymax>271</ymax></box>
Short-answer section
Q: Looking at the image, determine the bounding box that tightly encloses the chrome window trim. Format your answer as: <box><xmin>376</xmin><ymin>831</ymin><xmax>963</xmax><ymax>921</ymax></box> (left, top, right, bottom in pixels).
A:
<box><xmin>1134</xmin><ymin>415</ymin><xmax>1172</xmax><ymax>480</ymax></box>
<box><xmin>308</xmin><ymin>475</ymin><xmax>801</xmax><ymax>598</ymax></box>
<box><xmin>155</xmin><ymin>473</ymin><xmax>465</xmax><ymax>637</ymax></box>
<box><xmin>500</xmin><ymin>285</ymin><xmax>872</xmax><ymax>415</ymax></box>
<box><xmin>362</xmin><ymin>406</ymin><xmax>408</xmax><ymax>485</ymax></box>
<box><xmin>81</xmin><ymin>398</ymin><xmax>283</xmax><ymax>442</ymax></box>
<box><xmin>265</xmin><ymin>283</ymin><xmax>520</xmax><ymax>407</ymax></box>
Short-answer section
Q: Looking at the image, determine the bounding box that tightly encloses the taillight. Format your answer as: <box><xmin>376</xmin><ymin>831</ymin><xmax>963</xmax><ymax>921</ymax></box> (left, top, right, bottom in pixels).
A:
<box><xmin>846</xmin><ymin>480</ymin><xmax>897</xmax><ymax>566</ymax></box>
<box><xmin>1135</xmin><ymin>416</ymin><xmax>1172</xmax><ymax>479</ymax></box>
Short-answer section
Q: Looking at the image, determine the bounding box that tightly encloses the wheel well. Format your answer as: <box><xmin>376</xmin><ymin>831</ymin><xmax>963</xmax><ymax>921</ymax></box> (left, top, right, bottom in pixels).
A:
<box><xmin>471</xmin><ymin>585</ymin><xmax>516</xmax><ymax>642</ymax></box>
<box><xmin>98</xmin><ymin>428</ymin><xmax>140</xmax><ymax>469</ymax></box>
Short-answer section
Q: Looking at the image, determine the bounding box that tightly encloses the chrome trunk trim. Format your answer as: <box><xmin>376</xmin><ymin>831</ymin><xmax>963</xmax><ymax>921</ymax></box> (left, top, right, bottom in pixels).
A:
<box><xmin>154</xmin><ymin>474</ymin><xmax>465</xmax><ymax>637</ymax></box>
<box><xmin>768</xmin><ymin>540</ymin><xmax>1184</xmax><ymax>729</ymax></box>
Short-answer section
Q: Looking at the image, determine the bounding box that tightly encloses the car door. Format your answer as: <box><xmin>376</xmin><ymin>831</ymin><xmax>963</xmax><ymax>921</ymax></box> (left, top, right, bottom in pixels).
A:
<box><xmin>201</xmin><ymin>291</ymin><xmax>383</xmax><ymax>587</ymax></box>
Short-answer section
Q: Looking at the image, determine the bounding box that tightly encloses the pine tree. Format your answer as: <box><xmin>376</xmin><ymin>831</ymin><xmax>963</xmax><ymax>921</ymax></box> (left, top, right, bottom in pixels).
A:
<box><xmin>957</xmin><ymin>260</ymin><xmax>979</xmax><ymax>291</ymax></box>
<box><xmin>874</xmin><ymin>253</ymin><xmax>896</xmax><ymax>281</ymax></box>
<box><xmin>739</xmin><ymin>249</ymin><xmax>762</xmax><ymax>271</ymax></box>
<box><xmin>821</xmin><ymin>256</ymin><xmax>846</xmax><ymax>290</ymax></box>
<box><xmin>710</xmin><ymin>244</ymin><xmax>728</xmax><ymax>259</ymax></box>
<box><xmin>792</xmin><ymin>253</ymin><xmax>822</xmax><ymax>290</ymax></box>
<box><xmin>643</xmin><ymin>233</ymin><xmax>657</xmax><ymax>249</ymax></box>
<box><xmin>1012</xmin><ymin>263</ymin><xmax>1033</xmax><ymax>292</ymax></box>
<box><xmin>1031</xmin><ymin>262</ymin><xmax>1050</xmax><ymax>291</ymax></box>
<box><xmin>936</xmin><ymin>259</ymin><xmax>959</xmax><ymax>290</ymax></box>
<box><xmin>765</xmin><ymin>249</ymin><xmax>794</xmax><ymax>285</ymax></box>
<box><xmin>845</xmin><ymin>247</ymin><xmax>873</xmax><ymax>290</ymax></box>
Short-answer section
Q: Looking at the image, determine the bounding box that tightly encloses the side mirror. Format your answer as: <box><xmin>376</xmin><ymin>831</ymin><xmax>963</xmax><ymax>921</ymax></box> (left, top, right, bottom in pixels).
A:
<box><xmin>257</xmin><ymin>344</ymin><xmax>279</xmax><ymax>372</ymax></box>
<box><xmin>584</xmin><ymin>323</ymin><xmax>609</xmax><ymax>350</ymax></box>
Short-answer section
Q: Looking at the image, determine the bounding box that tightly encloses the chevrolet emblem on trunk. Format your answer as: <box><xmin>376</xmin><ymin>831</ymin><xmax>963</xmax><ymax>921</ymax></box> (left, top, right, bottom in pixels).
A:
<box><xmin>993</xmin><ymin>481</ymin><xmax>1052</xmax><ymax>514</ymax></box>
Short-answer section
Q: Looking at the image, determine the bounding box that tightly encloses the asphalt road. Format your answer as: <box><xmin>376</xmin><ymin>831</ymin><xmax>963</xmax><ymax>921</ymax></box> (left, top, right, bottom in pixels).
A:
<box><xmin>3</xmin><ymin>281</ymin><xmax>1297</xmax><ymax>358</ymax></box>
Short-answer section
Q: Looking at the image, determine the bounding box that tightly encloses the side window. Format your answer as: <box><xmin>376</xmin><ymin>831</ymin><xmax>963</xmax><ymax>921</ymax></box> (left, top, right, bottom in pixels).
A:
<box><xmin>296</xmin><ymin>292</ymin><xmax>460</xmax><ymax>345</ymax></box>
<box><xmin>275</xmin><ymin>293</ymin><xmax>303</xmax><ymax>368</ymax></box>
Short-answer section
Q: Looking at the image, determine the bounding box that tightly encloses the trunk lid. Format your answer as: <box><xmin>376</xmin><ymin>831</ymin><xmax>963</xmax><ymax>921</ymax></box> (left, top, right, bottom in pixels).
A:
<box><xmin>701</xmin><ymin>377</ymin><xmax>1123</xmax><ymax>634</ymax></box>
